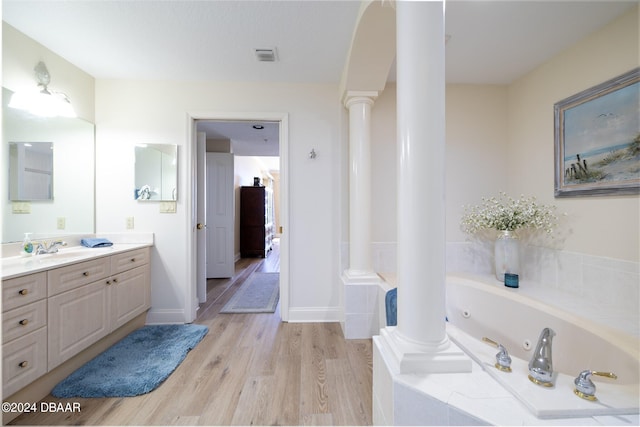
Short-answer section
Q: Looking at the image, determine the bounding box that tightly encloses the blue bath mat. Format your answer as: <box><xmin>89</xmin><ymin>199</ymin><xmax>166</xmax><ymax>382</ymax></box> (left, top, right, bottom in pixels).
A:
<box><xmin>52</xmin><ymin>324</ymin><xmax>208</xmax><ymax>398</ymax></box>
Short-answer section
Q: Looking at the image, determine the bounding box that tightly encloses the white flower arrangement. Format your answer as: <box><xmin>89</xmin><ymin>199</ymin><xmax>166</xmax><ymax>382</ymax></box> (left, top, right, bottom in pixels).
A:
<box><xmin>461</xmin><ymin>192</ymin><xmax>559</xmax><ymax>234</ymax></box>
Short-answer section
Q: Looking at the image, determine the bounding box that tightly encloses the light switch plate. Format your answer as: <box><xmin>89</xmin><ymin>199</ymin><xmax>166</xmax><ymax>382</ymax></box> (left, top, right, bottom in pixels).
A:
<box><xmin>12</xmin><ymin>202</ymin><xmax>31</xmax><ymax>214</ymax></box>
<box><xmin>160</xmin><ymin>201</ymin><xmax>177</xmax><ymax>213</ymax></box>
<box><xmin>126</xmin><ymin>217</ymin><xmax>135</xmax><ymax>229</ymax></box>
<box><xmin>57</xmin><ymin>217</ymin><xmax>66</xmax><ymax>229</ymax></box>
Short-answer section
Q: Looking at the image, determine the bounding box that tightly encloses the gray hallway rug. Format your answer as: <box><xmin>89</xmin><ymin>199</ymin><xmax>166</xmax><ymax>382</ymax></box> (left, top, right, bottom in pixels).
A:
<box><xmin>220</xmin><ymin>272</ymin><xmax>280</xmax><ymax>313</ymax></box>
<box><xmin>51</xmin><ymin>324</ymin><xmax>208</xmax><ymax>398</ymax></box>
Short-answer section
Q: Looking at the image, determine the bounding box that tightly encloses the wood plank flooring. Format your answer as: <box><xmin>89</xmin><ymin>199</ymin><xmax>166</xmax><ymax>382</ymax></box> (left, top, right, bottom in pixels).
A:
<box><xmin>9</xmin><ymin>240</ymin><xmax>373</xmax><ymax>426</ymax></box>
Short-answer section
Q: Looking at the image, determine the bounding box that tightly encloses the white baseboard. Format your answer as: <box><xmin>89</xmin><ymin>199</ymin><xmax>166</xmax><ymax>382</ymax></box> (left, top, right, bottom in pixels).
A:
<box><xmin>287</xmin><ymin>307</ymin><xmax>342</xmax><ymax>323</ymax></box>
<box><xmin>145</xmin><ymin>308</ymin><xmax>186</xmax><ymax>324</ymax></box>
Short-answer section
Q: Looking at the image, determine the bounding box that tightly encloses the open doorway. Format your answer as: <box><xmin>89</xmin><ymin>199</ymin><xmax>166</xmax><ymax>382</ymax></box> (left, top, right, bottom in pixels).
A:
<box><xmin>185</xmin><ymin>112</ymin><xmax>289</xmax><ymax>323</ymax></box>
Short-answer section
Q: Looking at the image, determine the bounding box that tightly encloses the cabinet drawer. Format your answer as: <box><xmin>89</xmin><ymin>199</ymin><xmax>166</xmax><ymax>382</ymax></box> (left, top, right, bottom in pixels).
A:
<box><xmin>3</xmin><ymin>300</ymin><xmax>47</xmax><ymax>344</ymax></box>
<box><xmin>111</xmin><ymin>247</ymin><xmax>149</xmax><ymax>274</ymax></box>
<box><xmin>2</xmin><ymin>272</ymin><xmax>47</xmax><ymax>311</ymax></box>
<box><xmin>2</xmin><ymin>327</ymin><xmax>47</xmax><ymax>397</ymax></box>
<box><xmin>48</xmin><ymin>257</ymin><xmax>110</xmax><ymax>296</ymax></box>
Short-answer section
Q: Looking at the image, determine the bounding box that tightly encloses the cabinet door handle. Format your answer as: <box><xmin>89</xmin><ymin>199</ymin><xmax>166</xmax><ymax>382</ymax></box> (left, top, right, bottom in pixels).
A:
<box><xmin>18</xmin><ymin>361</ymin><xmax>28</xmax><ymax>368</ymax></box>
<box><xmin>106</xmin><ymin>280</ymin><xmax>111</xmax><ymax>285</ymax></box>
<box><xmin>131</xmin><ymin>258</ymin><xmax>136</xmax><ymax>262</ymax></box>
<box><xmin>113</xmin><ymin>278</ymin><xmax>118</xmax><ymax>284</ymax></box>
<box><xmin>83</xmin><ymin>271</ymin><xmax>89</xmax><ymax>277</ymax></box>
<box><xmin>18</xmin><ymin>289</ymin><xmax>28</xmax><ymax>296</ymax></box>
<box><xmin>19</xmin><ymin>319</ymin><xmax>29</xmax><ymax>326</ymax></box>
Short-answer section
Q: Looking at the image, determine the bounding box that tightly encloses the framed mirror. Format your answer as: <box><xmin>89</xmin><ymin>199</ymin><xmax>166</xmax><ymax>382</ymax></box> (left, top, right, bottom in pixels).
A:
<box><xmin>134</xmin><ymin>144</ymin><xmax>177</xmax><ymax>201</ymax></box>
<box><xmin>9</xmin><ymin>141</ymin><xmax>54</xmax><ymax>200</ymax></box>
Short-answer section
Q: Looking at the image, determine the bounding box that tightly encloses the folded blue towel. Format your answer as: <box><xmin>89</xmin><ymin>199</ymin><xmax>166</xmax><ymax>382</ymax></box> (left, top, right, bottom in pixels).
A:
<box><xmin>81</xmin><ymin>238</ymin><xmax>113</xmax><ymax>248</ymax></box>
<box><xmin>385</xmin><ymin>287</ymin><xmax>397</xmax><ymax>327</ymax></box>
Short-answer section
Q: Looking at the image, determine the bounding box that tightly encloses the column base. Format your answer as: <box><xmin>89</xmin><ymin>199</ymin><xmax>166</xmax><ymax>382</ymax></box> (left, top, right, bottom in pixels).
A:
<box><xmin>343</xmin><ymin>268</ymin><xmax>380</xmax><ymax>283</ymax></box>
<box><xmin>378</xmin><ymin>326</ymin><xmax>472</xmax><ymax>374</ymax></box>
<box><xmin>342</xmin><ymin>270</ymin><xmax>383</xmax><ymax>339</ymax></box>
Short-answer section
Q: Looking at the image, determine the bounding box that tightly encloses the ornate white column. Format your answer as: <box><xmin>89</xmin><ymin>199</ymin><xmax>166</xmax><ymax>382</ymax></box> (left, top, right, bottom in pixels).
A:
<box><xmin>378</xmin><ymin>0</ymin><xmax>470</xmax><ymax>373</ymax></box>
<box><xmin>343</xmin><ymin>91</ymin><xmax>378</xmax><ymax>280</ymax></box>
<box><xmin>341</xmin><ymin>91</ymin><xmax>380</xmax><ymax>340</ymax></box>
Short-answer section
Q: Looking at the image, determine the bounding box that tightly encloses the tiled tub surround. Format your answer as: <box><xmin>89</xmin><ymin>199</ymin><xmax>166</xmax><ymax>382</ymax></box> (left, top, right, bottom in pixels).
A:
<box><xmin>374</xmin><ymin>274</ymin><xmax>639</xmax><ymax>425</ymax></box>
<box><xmin>363</xmin><ymin>241</ymin><xmax>639</xmax><ymax>425</ymax></box>
<box><xmin>370</xmin><ymin>241</ymin><xmax>640</xmax><ymax>338</ymax></box>
<box><xmin>448</xmin><ymin>275</ymin><xmax>638</xmax><ymax>417</ymax></box>
<box><xmin>343</xmin><ymin>241</ymin><xmax>639</xmax><ymax>340</ymax></box>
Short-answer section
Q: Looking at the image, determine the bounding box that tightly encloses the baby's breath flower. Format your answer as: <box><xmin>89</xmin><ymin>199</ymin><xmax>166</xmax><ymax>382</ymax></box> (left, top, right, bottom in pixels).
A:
<box><xmin>461</xmin><ymin>192</ymin><xmax>558</xmax><ymax>234</ymax></box>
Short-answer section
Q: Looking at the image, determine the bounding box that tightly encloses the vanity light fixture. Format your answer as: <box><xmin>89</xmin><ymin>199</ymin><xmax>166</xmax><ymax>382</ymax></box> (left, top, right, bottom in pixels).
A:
<box><xmin>8</xmin><ymin>61</ymin><xmax>76</xmax><ymax>118</ymax></box>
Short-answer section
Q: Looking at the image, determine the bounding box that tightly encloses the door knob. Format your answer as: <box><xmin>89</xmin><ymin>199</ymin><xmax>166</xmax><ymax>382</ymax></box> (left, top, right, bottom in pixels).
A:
<box><xmin>197</xmin><ymin>223</ymin><xmax>204</xmax><ymax>230</ymax></box>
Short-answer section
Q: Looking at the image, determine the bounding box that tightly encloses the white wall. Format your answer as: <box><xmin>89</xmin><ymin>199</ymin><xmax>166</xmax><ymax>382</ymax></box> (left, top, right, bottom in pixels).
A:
<box><xmin>95</xmin><ymin>80</ymin><xmax>343</xmax><ymax>322</ymax></box>
<box><xmin>507</xmin><ymin>6</ymin><xmax>639</xmax><ymax>262</ymax></box>
<box><xmin>371</xmin><ymin>83</ymin><xmax>509</xmax><ymax>245</ymax></box>
<box><xmin>2</xmin><ymin>24</ymin><xmax>96</xmax><ymax>243</ymax></box>
<box><xmin>2</xmin><ymin>23</ymin><xmax>95</xmax><ymax>122</ymax></box>
<box><xmin>370</xmin><ymin>6</ymin><xmax>638</xmax><ymax>266</ymax></box>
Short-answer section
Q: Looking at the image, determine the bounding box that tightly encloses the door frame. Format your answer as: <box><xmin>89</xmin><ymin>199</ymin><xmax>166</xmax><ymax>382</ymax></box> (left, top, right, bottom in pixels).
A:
<box><xmin>185</xmin><ymin>111</ymin><xmax>290</xmax><ymax>323</ymax></box>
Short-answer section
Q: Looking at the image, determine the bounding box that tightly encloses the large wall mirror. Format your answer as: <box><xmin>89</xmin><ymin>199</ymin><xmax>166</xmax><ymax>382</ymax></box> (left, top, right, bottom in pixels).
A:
<box><xmin>2</xmin><ymin>87</ymin><xmax>95</xmax><ymax>243</ymax></box>
<box><xmin>135</xmin><ymin>144</ymin><xmax>177</xmax><ymax>201</ymax></box>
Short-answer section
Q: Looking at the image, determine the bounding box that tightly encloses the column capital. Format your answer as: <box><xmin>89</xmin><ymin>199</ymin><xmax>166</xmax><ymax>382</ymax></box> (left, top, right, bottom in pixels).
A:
<box><xmin>342</xmin><ymin>90</ymin><xmax>378</xmax><ymax>108</ymax></box>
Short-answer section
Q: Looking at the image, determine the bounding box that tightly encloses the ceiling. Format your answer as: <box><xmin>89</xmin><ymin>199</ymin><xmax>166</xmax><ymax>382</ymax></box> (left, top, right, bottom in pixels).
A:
<box><xmin>196</xmin><ymin>120</ymin><xmax>280</xmax><ymax>156</ymax></box>
<box><xmin>3</xmin><ymin>0</ymin><xmax>636</xmax><ymax>160</ymax></box>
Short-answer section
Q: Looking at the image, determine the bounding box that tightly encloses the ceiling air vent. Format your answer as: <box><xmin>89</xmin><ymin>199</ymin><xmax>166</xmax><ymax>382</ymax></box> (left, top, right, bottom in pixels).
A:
<box><xmin>254</xmin><ymin>48</ymin><xmax>278</xmax><ymax>62</ymax></box>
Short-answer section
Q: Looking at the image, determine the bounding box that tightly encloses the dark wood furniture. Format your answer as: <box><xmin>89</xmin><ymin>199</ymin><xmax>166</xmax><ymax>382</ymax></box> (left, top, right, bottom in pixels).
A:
<box><xmin>240</xmin><ymin>186</ymin><xmax>274</xmax><ymax>258</ymax></box>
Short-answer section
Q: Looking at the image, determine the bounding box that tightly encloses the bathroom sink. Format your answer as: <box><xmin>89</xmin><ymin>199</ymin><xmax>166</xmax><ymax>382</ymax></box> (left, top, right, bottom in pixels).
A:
<box><xmin>38</xmin><ymin>246</ymin><xmax>107</xmax><ymax>259</ymax></box>
<box><xmin>38</xmin><ymin>251</ymin><xmax>85</xmax><ymax>260</ymax></box>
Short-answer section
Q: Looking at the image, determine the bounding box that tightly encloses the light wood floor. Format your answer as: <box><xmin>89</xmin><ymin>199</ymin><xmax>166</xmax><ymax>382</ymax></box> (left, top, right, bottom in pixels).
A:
<box><xmin>10</xmin><ymin>240</ymin><xmax>373</xmax><ymax>426</ymax></box>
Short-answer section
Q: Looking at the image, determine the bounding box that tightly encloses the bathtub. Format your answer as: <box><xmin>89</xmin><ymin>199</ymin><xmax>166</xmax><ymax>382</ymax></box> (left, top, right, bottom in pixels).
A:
<box><xmin>445</xmin><ymin>273</ymin><xmax>640</xmax><ymax>419</ymax></box>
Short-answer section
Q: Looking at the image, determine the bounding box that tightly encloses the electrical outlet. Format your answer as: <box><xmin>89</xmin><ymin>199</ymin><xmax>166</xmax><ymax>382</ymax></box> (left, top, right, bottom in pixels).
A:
<box><xmin>57</xmin><ymin>217</ymin><xmax>66</xmax><ymax>230</ymax></box>
<box><xmin>126</xmin><ymin>217</ymin><xmax>134</xmax><ymax>229</ymax></box>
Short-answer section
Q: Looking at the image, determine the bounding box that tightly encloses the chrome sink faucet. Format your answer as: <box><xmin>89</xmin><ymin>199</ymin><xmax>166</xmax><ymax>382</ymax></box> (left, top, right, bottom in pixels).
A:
<box><xmin>528</xmin><ymin>327</ymin><xmax>556</xmax><ymax>387</ymax></box>
<box><xmin>35</xmin><ymin>240</ymin><xmax>67</xmax><ymax>255</ymax></box>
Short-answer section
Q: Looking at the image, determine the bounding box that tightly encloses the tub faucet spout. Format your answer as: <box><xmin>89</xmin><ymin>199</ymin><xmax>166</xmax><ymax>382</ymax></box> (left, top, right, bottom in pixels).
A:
<box><xmin>528</xmin><ymin>327</ymin><xmax>555</xmax><ymax>387</ymax></box>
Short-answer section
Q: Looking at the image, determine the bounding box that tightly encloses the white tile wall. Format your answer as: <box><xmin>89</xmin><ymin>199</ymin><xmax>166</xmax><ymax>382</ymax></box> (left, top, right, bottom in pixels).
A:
<box><xmin>367</xmin><ymin>242</ymin><xmax>639</xmax><ymax>426</ymax></box>
<box><xmin>369</xmin><ymin>241</ymin><xmax>639</xmax><ymax>337</ymax></box>
<box><xmin>343</xmin><ymin>282</ymin><xmax>383</xmax><ymax>339</ymax></box>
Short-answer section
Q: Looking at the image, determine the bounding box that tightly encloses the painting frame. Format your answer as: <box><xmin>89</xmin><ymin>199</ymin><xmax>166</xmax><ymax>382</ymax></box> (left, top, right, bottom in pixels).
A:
<box><xmin>554</xmin><ymin>67</ymin><xmax>639</xmax><ymax>197</ymax></box>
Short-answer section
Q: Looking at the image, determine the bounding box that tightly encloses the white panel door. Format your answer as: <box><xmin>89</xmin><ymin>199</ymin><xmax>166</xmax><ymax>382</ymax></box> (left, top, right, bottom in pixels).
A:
<box><xmin>206</xmin><ymin>153</ymin><xmax>234</xmax><ymax>278</ymax></box>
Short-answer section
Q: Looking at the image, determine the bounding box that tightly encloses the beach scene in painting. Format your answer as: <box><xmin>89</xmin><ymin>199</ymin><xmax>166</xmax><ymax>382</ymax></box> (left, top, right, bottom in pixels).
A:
<box><xmin>563</xmin><ymin>80</ymin><xmax>639</xmax><ymax>186</ymax></box>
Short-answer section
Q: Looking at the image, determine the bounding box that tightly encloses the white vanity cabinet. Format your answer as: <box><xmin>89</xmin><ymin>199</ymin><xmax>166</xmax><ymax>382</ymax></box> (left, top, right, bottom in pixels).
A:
<box><xmin>47</xmin><ymin>247</ymin><xmax>150</xmax><ymax>370</ymax></box>
<box><xmin>2</xmin><ymin>273</ymin><xmax>48</xmax><ymax>397</ymax></box>
<box><xmin>109</xmin><ymin>248</ymin><xmax>150</xmax><ymax>331</ymax></box>
<box><xmin>1</xmin><ymin>245</ymin><xmax>151</xmax><ymax>397</ymax></box>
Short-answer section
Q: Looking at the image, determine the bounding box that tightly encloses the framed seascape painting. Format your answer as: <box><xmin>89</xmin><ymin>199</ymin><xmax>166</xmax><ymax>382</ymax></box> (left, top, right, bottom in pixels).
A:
<box><xmin>554</xmin><ymin>67</ymin><xmax>640</xmax><ymax>197</ymax></box>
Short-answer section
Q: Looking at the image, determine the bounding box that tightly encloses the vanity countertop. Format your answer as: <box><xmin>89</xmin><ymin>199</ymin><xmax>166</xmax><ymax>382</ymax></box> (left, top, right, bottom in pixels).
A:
<box><xmin>1</xmin><ymin>243</ymin><xmax>153</xmax><ymax>280</ymax></box>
